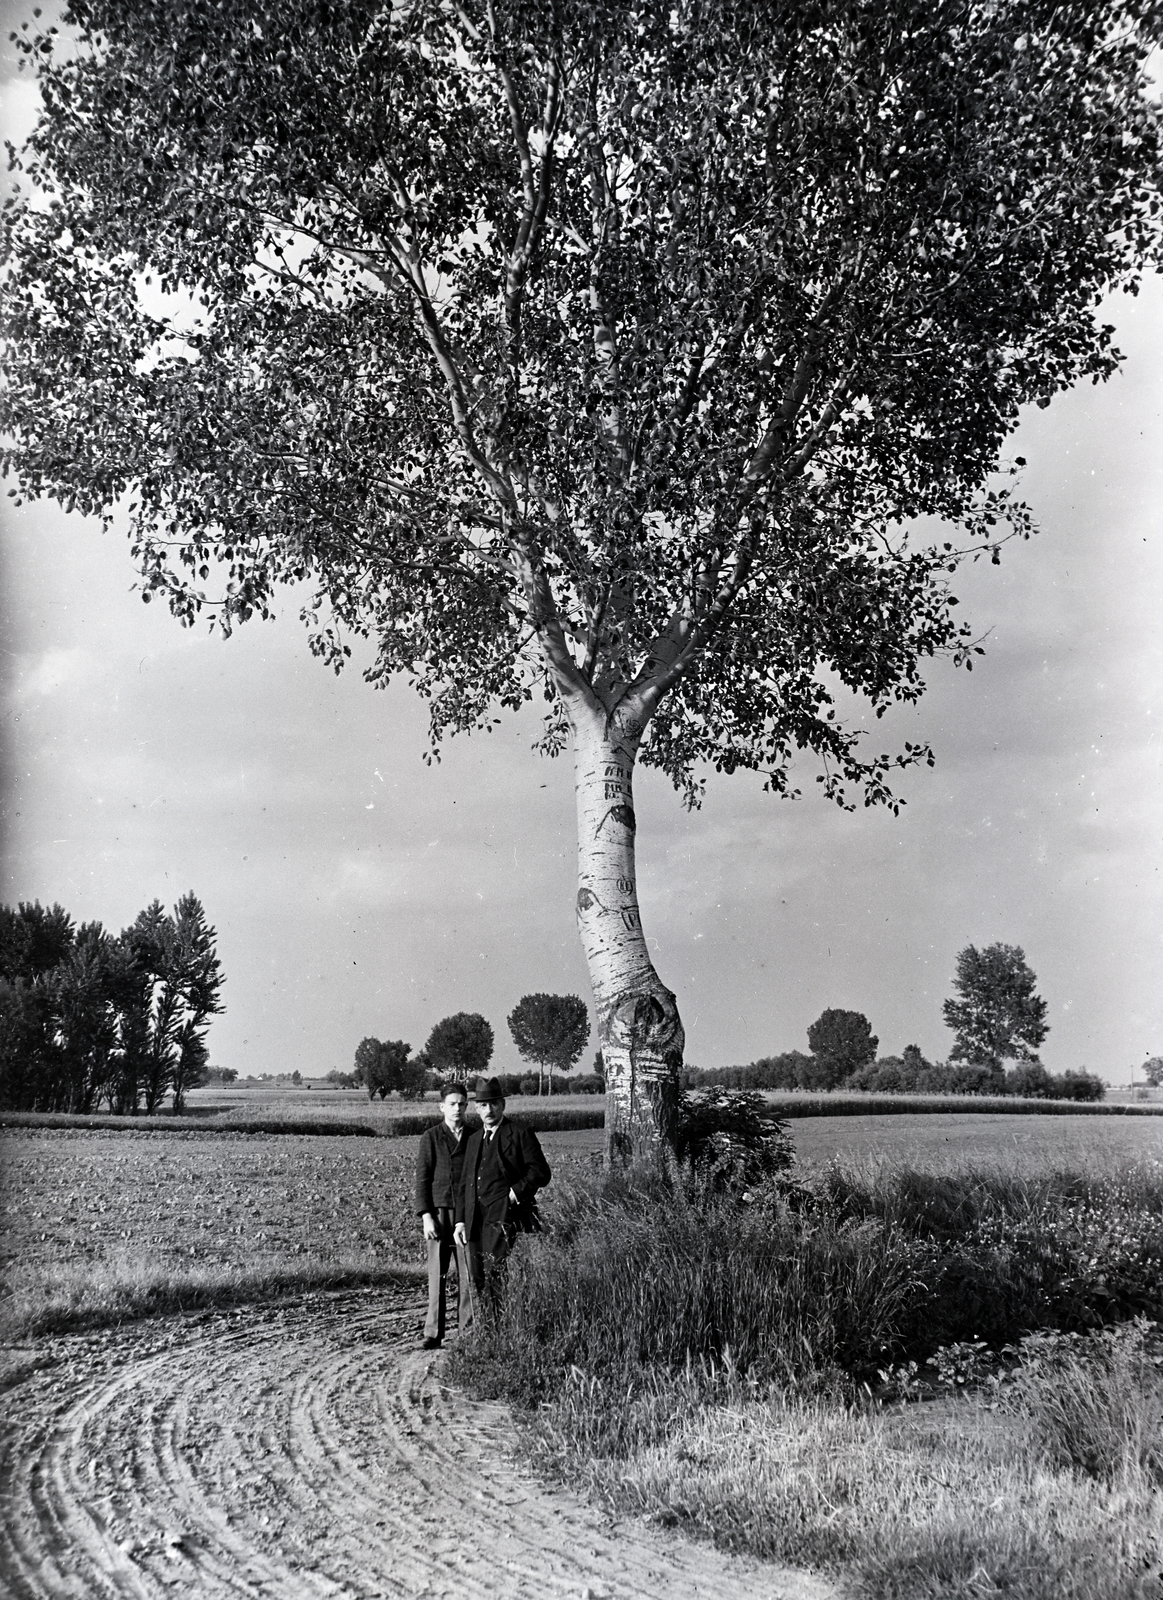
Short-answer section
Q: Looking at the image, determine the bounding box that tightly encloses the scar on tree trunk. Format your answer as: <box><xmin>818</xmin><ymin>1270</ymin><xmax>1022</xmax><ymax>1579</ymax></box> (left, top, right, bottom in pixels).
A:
<box><xmin>571</xmin><ymin>706</ymin><xmax>685</xmax><ymax>1166</ymax></box>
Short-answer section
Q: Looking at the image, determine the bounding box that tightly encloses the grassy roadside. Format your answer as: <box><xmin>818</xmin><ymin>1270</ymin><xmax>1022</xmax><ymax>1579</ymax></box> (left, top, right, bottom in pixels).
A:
<box><xmin>448</xmin><ymin>1157</ymin><xmax>1163</xmax><ymax>1600</ymax></box>
<box><xmin>531</xmin><ymin>1368</ymin><xmax>1163</xmax><ymax>1600</ymax></box>
<box><xmin>0</xmin><ymin>1251</ymin><xmax>424</xmax><ymax>1343</ymax></box>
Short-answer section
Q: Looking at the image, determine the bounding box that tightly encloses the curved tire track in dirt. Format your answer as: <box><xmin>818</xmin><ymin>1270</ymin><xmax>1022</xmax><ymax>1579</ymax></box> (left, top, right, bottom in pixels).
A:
<box><xmin>1</xmin><ymin>1286</ymin><xmax>836</xmax><ymax>1600</ymax></box>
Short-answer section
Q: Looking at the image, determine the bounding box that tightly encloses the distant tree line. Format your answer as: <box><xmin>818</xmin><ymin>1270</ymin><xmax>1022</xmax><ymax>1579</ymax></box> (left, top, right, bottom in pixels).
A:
<box><xmin>0</xmin><ymin>897</ymin><xmax>223</xmax><ymax>1113</ymax></box>
<box><xmin>684</xmin><ymin>945</ymin><xmax>1104</xmax><ymax>1101</ymax></box>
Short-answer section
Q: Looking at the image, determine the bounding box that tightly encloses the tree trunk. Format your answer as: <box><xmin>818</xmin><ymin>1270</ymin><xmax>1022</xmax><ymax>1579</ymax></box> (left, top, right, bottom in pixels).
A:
<box><xmin>572</xmin><ymin>701</ymin><xmax>684</xmax><ymax>1165</ymax></box>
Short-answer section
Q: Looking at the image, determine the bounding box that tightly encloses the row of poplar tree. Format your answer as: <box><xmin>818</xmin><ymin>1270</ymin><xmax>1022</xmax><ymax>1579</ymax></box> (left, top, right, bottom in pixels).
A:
<box><xmin>0</xmin><ymin>896</ymin><xmax>223</xmax><ymax>1114</ymax></box>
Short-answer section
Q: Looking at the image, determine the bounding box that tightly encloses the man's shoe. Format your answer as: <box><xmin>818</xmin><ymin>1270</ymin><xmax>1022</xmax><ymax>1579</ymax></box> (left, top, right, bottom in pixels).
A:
<box><xmin>422</xmin><ymin>1336</ymin><xmax>441</xmax><ymax>1350</ymax></box>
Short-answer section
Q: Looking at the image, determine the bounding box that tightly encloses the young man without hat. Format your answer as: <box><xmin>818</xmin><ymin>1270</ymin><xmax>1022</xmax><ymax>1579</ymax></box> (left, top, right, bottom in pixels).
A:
<box><xmin>414</xmin><ymin>1081</ymin><xmax>473</xmax><ymax>1349</ymax></box>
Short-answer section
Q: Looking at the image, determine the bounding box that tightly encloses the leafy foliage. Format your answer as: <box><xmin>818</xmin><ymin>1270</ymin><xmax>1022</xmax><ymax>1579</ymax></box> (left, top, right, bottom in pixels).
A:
<box><xmin>0</xmin><ymin>895</ymin><xmax>224</xmax><ymax>1113</ymax></box>
<box><xmin>423</xmin><ymin>1011</ymin><xmax>495</xmax><ymax>1078</ymax></box>
<box><xmin>507</xmin><ymin>992</ymin><xmax>590</xmax><ymax>1094</ymax></box>
<box><xmin>3</xmin><ymin>1</ymin><xmax>1161</xmax><ymax>811</ymax></box>
<box><xmin>943</xmin><ymin>942</ymin><xmax>1049</xmax><ymax>1071</ymax></box>
<box><xmin>674</xmin><ymin>1088</ymin><xmax>796</xmax><ymax>1194</ymax></box>
<box><xmin>807</xmin><ymin>1008</ymin><xmax>878</xmax><ymax>1088</ymax></box>
<box><xmin>353</xmin><ymin>1036</ymin><xmax>426</xmax><ymax>1098</ymax></box>
<box><xmin>1142</xmin><ymin>1058</ymin><xmax>1163</xmax><ymax>1088</ymax></box>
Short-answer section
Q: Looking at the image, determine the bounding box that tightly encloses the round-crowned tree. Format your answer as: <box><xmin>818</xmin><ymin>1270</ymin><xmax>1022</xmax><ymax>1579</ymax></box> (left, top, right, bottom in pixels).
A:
<box><xmin>424</xmin><ymin>1013</ymin><xmax>495</xmax><ymax>1082</ymax></box>
<box><xmin>806</xmin><ymin>1009</ymin><xmax>878</xmax><ymax>1089</ymax></box>
<box><xmin>507</xmin><ymin>993</ymin><xmax>590</xmax><ymax>1095</ymax></box>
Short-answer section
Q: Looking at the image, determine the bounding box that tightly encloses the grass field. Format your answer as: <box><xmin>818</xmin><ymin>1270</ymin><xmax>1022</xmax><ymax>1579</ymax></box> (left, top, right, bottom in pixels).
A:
<box><xmin>791</xmin><ymin>1110</ymin><xmax>1163</xmax><ymax>1173</ymax></box>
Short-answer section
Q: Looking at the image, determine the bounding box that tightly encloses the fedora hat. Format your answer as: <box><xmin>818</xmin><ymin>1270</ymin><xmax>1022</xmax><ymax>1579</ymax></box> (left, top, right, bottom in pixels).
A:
<box><xmin>470</xmin><ymin>1075</ymin><xmax>504</xmax><ymax>1103</ymax></box>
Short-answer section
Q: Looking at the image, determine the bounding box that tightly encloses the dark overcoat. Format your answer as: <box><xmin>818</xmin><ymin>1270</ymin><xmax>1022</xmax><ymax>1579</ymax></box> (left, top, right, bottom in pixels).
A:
<box><xmin>455</xmin><ymin>1119</ymin><xmax>551</xmax><ymax>1238</ymax></box>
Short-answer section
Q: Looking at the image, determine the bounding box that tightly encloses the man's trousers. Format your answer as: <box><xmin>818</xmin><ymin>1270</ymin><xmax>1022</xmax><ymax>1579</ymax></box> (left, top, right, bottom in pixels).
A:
<box><xmin>424</xmin><ymin>1207</ymin><xmax>472</xmax><ymax>1341</ymax></box>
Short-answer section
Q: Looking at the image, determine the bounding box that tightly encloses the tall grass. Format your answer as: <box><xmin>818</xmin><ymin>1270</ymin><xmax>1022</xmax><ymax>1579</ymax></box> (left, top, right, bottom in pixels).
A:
<box><xmin>460</xmin><ymin>1168</ymin><xmax>932</xmax><ymax>1401</ymax></box>
<box><xmin>1000</xmin><ymin>1319</ymin><xmax>1163</xmax><ymax>1484</ymax></box>
<box><xmin>448</xmin><ymin>1157</ymin><xmax>1163</xmax><ymax>1598</ymax></box>
<box><xmin>454</xmin><ymin>1159</ymin><xmax>1163</xmax><ymax>1401</ymax></box>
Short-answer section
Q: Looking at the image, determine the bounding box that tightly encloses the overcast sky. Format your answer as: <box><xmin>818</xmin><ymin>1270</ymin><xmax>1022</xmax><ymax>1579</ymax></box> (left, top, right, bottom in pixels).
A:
<box><xmin>2</xmin><ymin>31</ymin><xmax>1161</xmax><ymax>1085</ymax></box>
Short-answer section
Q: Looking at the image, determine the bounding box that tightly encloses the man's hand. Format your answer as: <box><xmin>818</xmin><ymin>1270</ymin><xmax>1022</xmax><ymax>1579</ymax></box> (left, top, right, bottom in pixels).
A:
<box><xmin>421</xmin><ymin>1212</ymin><xmax>438</xmax><ymax>1241</ymax></box>
<box><xmin>453</xmin><ymin>1221</ymin><xmax>467</xmax><ymax>1246</ymax></box>
<box><xmin>509</xmin><ymin>1188</ymin><xmax>519</xmax><ymax>1205</ymax></box>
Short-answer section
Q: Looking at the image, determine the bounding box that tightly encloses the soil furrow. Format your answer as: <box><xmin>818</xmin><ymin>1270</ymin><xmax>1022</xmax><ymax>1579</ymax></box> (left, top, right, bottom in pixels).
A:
<box><xmin>1</xmin><ymin>1287</ymin><xmax>835</xmax><ymax>1600</ymax></box>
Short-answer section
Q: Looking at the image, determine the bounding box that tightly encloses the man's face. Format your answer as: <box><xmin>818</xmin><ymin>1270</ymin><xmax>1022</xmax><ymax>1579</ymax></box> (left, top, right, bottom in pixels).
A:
<box><xmin>442</xmin><ymin>1092</ymin><xmax>467</xmax><ymax>1132</ymax></box>
<box><xmin>479</xmin><ymin>1095</ymin><xmax>504</xmax><ymax>1129</ymax></box>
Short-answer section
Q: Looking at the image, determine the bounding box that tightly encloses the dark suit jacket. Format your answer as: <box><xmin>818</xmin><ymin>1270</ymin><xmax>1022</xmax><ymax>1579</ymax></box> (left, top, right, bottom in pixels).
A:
<box><xmin>414</xmin><ymin>1122</ymin><xmax>468</xmax><ymax>1215</ymax></box>
<box><xmin>455</xmin><ymin>1118</ymin><xmax>551</xmax><ymax>1236</ymax></box>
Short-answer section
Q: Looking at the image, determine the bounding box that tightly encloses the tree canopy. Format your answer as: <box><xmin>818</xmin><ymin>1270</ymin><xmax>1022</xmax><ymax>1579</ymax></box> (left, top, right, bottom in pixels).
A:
<box><xmin>0</xmin><ymin>894</ymin><xmax>224</xmax><ymax>1113</ymax></box>
<box><xmin>3</xmin><ymin>0</ymin><xmax>1161</xmax><ymax>1154</ymax></box>
<box><xmin>423</xmin><ymin>1011</ymin><xmax>495</xmax><ymax>1079</ymax></box>
<box><xmin>5</xmin><ymin>0</ymin><xmax>1160</xmax><ymax>802</ymax></box>
<box><xmin>353</xmin><ymin>1035</ymin><xmax>426</xmax><ymax>1097</ymax></box>
<box><xmin>942</xmin><ymin>942</ymin><xmax>1049</xmax><ymax>1071</ymax></box>
<box><xmin>508</xmin><ymin>991</ymin><xmax>590</xmax><ymax>1092</ymax></box>
<box><xmin>806</xmin><ymin>1006</ymin><xmax>878</xmax><ymax>1088</ymax></box>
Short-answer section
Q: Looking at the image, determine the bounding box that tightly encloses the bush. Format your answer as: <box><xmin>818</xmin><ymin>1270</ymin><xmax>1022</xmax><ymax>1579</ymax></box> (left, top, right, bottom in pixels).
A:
<box><xmin>564</xmin><ymin>1073</ymin><xmax>605</xmax><ymax>1095</ymax></box>
<box><xmin>846</xmin><ymin>1056</ymin><xmax>910</xmax><ymax>1092</ymax></box>
<box><xmin>999</xmin><ymin>1319</ymin><xmax>1163</xmax><ymax>1484</ymax></box>
<box><xmin>1005</xmin><ymin>1061</ymin><xmax>1054</xmax><ymax>1098</ymax></box>
<box><xmin>674</xmin><ymin>1089</ymin><xmax>795</xmax><ymax>1194</ymax></box>
<box><xmin>684</xmin><ymin>1052</ymin><xmax>813</xmax><ymax>1091</ymax></box>
<box><xmin>1050</xmin><ymin>1069</ymin><xmax>1106</xmax><ymax>1102</ymax></box>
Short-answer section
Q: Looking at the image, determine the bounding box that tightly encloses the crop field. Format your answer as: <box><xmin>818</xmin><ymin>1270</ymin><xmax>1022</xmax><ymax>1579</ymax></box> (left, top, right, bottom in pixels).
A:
<box><xmin>183</xmin><ymin>1084</ymin><xmax>605</xmax><ymax>1126</ymax></box>
<box><xmin>2</xmin><ymin>1112</ymin><xmax>1158</xmax><ymax>1341</ymax></box>
<box><xmin>790</xmin><ymin>1110</ymin><xmax>1163</xmax><ymax>1173</ymax></box>
<box><xmin>0</xmin><ymin>1127</ymin><xmax>601</xmax><ymax>1339</ymax></box>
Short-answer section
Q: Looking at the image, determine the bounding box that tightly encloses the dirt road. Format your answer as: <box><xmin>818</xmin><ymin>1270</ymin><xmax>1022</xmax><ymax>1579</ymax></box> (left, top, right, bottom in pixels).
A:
<box><xmin>0</xmin><ymin>1287</ymin><xmax>836</xmax><ymax>1600</ymax></box>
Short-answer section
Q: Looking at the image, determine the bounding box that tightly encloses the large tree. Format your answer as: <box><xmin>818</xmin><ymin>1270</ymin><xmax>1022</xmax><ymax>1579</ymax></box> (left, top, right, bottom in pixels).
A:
<box><xmin>805</xmin><ymin>1007</ymin><xmax>877</xmax><ymax>1088</ymax></box>
<box><xmin>3</xmin><ymin>1</ymin><xmax>1161</xmax><ymax>1159</ymax></box>
<box><xmin>942</xmin><ymin>942</ymin><xmax>1049</xmax><ymax>1075</ymax></box>
<box><xmin>508</xmin><ymin>991</ymin><xmax>590</xmax><ymax>1094</ymax></box>
<box><xmin>424</xmin><ymin>1012</ymin><xmax>495</xmax><ymax>1080</ymax></box>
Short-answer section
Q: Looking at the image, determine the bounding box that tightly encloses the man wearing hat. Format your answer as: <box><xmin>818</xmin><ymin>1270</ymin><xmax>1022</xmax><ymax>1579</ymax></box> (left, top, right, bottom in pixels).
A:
<box><xmin>453</xmin><ymin>1075</ymin><xmax>551</xmax><ymax>1300</ymax></box>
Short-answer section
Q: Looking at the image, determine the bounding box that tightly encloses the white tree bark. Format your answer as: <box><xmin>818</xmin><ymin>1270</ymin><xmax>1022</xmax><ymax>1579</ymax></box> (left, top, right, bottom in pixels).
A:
<box><xmin>571</xmin><ymin>699</ymin><xmax>684</xmax><ymax>1165</ymax></box>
